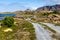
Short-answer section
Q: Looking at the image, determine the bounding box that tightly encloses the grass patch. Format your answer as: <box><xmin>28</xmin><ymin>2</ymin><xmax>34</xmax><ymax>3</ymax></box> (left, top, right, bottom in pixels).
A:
<box><xmin>0</xmin><ymin>20</ymin><xmax>36</xmax><ymax>40</ymax></box>
<box><xmin>17</xmin><ymin>20</ymin><xmax>36</xmax><ymax>40</ymax></box>
<box><xmin>54</xmin><ymin>23</ymin><xmax>60</xmax><ymax>26</ymax></box>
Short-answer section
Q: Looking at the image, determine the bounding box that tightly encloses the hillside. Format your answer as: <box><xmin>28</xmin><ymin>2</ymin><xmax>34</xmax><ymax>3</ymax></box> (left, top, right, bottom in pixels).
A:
<box><xmin>36</xmin><ymin>4</ymin><xmax>60</xmax><ymax>12</ymax></box>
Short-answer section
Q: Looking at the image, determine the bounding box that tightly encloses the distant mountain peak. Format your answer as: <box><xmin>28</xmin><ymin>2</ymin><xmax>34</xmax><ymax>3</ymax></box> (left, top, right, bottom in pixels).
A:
<box><xmin>36</xmin><ymin>4</ymin><xmax>60</xmax><ymax>12</ymax></box>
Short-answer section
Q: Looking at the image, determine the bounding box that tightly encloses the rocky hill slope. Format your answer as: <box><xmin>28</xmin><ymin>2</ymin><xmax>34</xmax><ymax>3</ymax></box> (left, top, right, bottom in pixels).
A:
<box><xmin>36</xmin><ymin>4</ymin><xmax>60</xmax><ymax>12</ymax></box>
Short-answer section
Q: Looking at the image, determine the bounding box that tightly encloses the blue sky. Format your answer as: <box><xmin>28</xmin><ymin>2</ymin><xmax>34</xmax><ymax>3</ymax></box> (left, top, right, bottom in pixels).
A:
<box><xmin>0</xmin><ymin>0</ymin><xmax>60</xmax><ymax>12</ymax></box>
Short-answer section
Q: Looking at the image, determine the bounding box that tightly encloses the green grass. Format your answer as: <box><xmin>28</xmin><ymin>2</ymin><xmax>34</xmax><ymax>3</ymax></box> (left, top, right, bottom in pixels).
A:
<box><xmin>20</xmin><ymin>14</ymin><xmax>33</xmax><ymax>18</ymax></box>
<box><xmin>15</xmin><ymin>20</ymin><xmax>36</xmax><ymax>40</ymax></box>
<box><xmin>0</xmin><ymin>20</ymin><xmax>36</xmax><ymax>40</ymax></box>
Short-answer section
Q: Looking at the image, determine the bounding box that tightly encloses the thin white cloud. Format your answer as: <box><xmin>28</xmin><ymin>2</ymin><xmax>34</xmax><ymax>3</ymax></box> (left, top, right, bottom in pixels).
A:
<box><xmin>42</xmin><ymin>0</ymin><xmax>60</xmax><ymax>6</ymax></box>
<box><xmin>44</xmin><ymin>0</ymin><xmax>60</xmax><ymax>3</ymax></box>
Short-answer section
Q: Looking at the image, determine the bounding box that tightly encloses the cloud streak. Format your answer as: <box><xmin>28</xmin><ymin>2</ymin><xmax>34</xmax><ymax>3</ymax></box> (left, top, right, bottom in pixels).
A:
<box><xmin>43</xmin><ymin>0</ymin><xmax>60</xmax><ymax>4</ymax></box>
<box><xmin>0</xmin><ymin>0</ymin><xmax>60</xmax><ymax>12</ymax></box>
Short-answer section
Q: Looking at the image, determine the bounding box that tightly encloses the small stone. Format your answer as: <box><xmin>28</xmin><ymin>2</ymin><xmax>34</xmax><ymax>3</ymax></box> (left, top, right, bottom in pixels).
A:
<box><xmin>4</xmin><ymin>28</ymin><xmax>13</xmax><ymax>32</ymax></box>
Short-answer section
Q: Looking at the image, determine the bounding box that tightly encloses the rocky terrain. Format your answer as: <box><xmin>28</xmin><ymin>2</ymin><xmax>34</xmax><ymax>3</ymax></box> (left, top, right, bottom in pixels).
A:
<box><xmin>36</xmin><ymin>4</ymin><xmax>60</xmax><ymax>12</ymax></box>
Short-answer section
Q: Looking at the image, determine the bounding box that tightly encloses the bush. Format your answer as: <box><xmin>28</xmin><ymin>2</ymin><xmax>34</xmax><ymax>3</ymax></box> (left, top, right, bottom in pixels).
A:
<box><xmin>53</xmin><ymin>11</ymin><xmax>58</xmax><ymax>14</ymax></box>
<box><xmin>2</xmin><ymin>17</ymin><xmax>14</xmax><ymax>27</ymax></box>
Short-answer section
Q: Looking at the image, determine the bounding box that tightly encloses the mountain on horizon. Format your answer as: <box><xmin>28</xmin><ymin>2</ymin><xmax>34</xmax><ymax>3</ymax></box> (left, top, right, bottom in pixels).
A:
<box><xmin>36</xmin><ymin>4</ymin><xmax>60</xmax><ymax>12</ymax></box>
